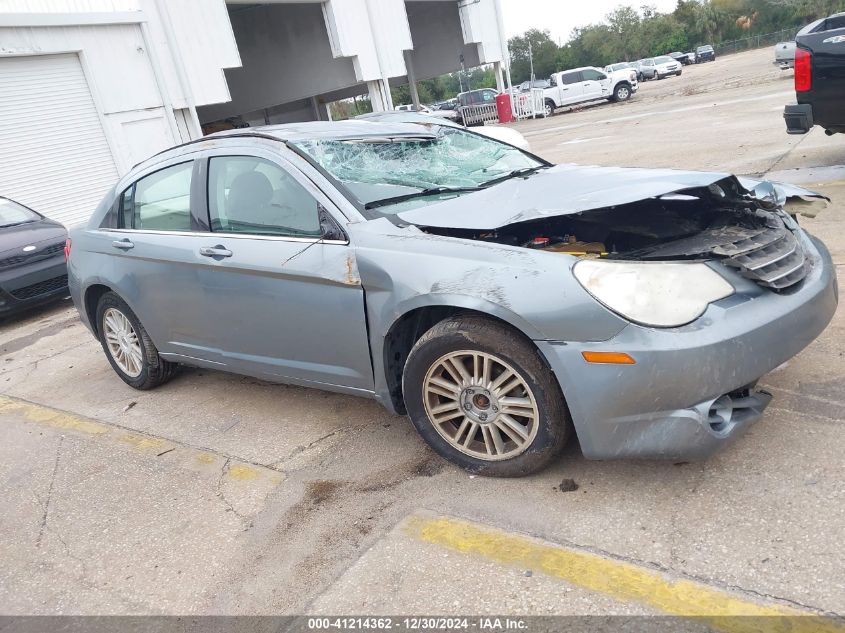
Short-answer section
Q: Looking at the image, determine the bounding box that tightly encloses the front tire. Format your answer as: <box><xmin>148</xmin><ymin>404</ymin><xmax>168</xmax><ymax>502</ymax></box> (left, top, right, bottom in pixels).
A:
<box><xmin>613</xmin><ymin>83</ymin><xmax>632</xmax><ymax>101</ymax></box>
<box><xmin>96</xmin><ymin>292</ymin><xmax>177</xmax><ymax>390</ymax></box>
<box><xmin>403</xmin><ymin>316</ymin><xmax>571</xmax><ymax>477</ymax></box>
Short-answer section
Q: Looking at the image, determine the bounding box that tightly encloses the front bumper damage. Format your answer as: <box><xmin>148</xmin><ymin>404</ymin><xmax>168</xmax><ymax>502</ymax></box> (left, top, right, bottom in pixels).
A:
<box><xmin>537</xmin><ymin>234</ymin><xmax>837</xmax><ymax>460</ymax></box>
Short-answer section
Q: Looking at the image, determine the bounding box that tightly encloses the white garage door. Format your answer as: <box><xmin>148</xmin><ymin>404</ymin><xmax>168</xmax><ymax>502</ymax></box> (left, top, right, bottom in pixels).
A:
<box><xmin>0</xmin><ymin>54</ymin><xmax>120</xmax><ymax>227</ymax></box>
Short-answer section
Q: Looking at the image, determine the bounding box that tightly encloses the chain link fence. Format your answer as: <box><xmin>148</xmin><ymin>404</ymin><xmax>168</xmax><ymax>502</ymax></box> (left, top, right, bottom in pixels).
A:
<box><xmin>714</xmin><ymin>27</ymin><xmax>802</xmax><ymax>56</ymax></box>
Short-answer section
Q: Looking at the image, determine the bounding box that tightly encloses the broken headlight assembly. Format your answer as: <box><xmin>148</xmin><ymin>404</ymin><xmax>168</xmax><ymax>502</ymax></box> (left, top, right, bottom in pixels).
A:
<box><xmin>572</xmin><ymin>260</ymin><xmax>735</xmax><ymax>328</ymax></box>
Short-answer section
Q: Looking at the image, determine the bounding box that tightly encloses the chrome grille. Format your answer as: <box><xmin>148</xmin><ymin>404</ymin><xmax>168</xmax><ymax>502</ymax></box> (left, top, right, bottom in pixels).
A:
<box><xmin>714</xmin><ymin>225</ymin><xmax>808</xmax><ymax>291</ymax></box>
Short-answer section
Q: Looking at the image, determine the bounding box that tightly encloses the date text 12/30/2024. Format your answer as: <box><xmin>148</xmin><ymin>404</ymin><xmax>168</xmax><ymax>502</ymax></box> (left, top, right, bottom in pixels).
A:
<box><xmin>307</xmin><ymin>617</ymin><xmax>528</xmax><ymax>631</ymax></box>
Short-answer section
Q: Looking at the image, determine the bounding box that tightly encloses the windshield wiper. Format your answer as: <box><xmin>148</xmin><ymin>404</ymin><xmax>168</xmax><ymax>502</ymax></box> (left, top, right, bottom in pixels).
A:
<box><xmin>480</xmin><ymin>166</ymin><xmax>548</xmax><ymax>188</ymax></box>
<box><xmin>365</xmin><ymin>186</ymin><xmax>483</xmax><ymax>210</ymax></box>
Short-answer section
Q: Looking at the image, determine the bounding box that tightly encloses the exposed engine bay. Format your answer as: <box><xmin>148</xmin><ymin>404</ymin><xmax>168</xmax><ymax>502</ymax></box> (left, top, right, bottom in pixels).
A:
<box><xmin>422</xmin><ymin>181</ymin><xmax>816</xmax><ymax>292</ymax></box>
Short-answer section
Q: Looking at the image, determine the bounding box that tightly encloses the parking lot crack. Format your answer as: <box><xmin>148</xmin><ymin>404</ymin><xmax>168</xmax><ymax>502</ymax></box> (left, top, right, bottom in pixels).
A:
<box><xmin>444</xmin><ymin>511</ymin><xmax>844</xmax><ymax>618</ymax></box>
<box><xmin>36</xmin><ymin>435</ymin><xmax>63</xmax><ymax>548</ymax></box>
<box><xmin>269</xmin><ymin>424</ymin><xmax>373</xmax><ymax>470</ymax></box>
<box><xmin>3</xmin><ymin>393</ymin><xmax>289</xmax><ymax>474</ymax></box>
<box><xmin>721</xmin><ymin>584</ymin><xmax>844</xmax><ymax>619</ymax></box>
<box><xmin>216</xmin><ymin>458</ymin><xmax>253</xmax><ymax>530</ymax></box>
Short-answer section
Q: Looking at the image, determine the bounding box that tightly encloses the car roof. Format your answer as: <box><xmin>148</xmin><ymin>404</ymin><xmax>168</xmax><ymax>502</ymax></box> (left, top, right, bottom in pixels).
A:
<box><xmin>208</xmin><ymin>120</ymin><xmax>440</xmax><ymax>143</ymax></box>
<box><xmin>557</xmin><ymin>66</ymin><xmax>596</xmax><ymax>73</ymax></box>
<box><xmin>134</xmin><ymin>120</ymin><xmax>443</xmax><ymax>174</ymax></box>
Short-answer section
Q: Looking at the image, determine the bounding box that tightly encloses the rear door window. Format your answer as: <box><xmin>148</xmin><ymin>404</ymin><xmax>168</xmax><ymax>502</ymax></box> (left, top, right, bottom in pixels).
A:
<box><xmin>560</xmin><ymin>72</ymin><xmax>582</xmax><ymax>85</ymax></box>
<box><xmin>120</xmin><ymin>162</ymin><xmax>193</xmax><ymax>231</ymax></box>
<box><xmin>581</xmin><ymin>69</ymin><xmax>606</xmax><ymax>81</ymax></box>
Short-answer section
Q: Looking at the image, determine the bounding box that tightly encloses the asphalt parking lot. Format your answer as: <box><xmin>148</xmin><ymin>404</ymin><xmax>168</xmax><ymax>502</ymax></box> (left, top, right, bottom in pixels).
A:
<box><xmin>2</xmin><ymin>46</ymin><xmax>844</xmax><ymax>623</ymax></box>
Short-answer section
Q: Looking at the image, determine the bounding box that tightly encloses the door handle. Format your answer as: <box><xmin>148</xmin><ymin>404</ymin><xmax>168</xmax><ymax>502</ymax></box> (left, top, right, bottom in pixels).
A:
<box><xmin>112</xmin><ymin>239</ymin><xmax>134</xmax><ymax>250</ymax></box>
<box><xmin>199</xmin><ymin>245</ymin><xmax>233</xmax><ymax>258</ymax></box>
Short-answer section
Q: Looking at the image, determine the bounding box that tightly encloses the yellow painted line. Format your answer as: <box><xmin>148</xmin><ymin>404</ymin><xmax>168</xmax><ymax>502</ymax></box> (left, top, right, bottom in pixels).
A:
<box><xmin>0</xmin><ymin>395</ymin><xmax>285</xmax><ymax>486</ymax></box>
<box><xmin>0</xmin><ymin>395</ymin><xmax>109</xmax><ymax>435</ymax></box>
<box><xmin>119</xmin><ymin>432</ymin><xmax>166</xmax><ymax>452</ymax></box>
<box><xmin>405</xmin><ymin>515</ymin><xmax>843</xmax><ymax>633</ymax></box>
<box><xmin>227</xmin><ymin>464</ymin><xmax>260</xmax><ymax>481</ymax></box>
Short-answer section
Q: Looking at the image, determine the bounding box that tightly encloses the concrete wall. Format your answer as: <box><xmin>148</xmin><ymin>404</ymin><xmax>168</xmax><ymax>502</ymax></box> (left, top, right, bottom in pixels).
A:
<box><xmin>0</xmin><ymin>17</ymin><xmax>180</xmax><ymax>172</ymax></box>
<box><xmin>0</xmin><ymin>0</ymin><xmax>241</xmax><ymax>111</ymax></box>
<box><xmin>405</xmin><ymin>1</ymin><xmax>480</xmax><ymax>81</ymax></box>
<box><xmin>459</xmin><ymin>0</ymin><xmax>508</xmax><ymax>66</ymax></box>
<box><xmin>323</xmin><ymin>0</ymin><xmax>413</xmax><ymax>81</ymax></box>
<box><xmin>197</xmin><ymin>3</ymin><xmax>360</xmax><ymax>123</ymax></box>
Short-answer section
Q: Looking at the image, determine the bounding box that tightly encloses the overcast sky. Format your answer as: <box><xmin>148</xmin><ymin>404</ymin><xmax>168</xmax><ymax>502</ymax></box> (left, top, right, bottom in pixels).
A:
<box><xmin>500</xmin><ymin>0</ymin><xmax>680</xmax><ymax>44</ymax></box>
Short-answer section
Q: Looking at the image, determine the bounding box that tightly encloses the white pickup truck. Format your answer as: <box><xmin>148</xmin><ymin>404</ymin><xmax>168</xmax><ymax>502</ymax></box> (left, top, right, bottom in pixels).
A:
<box><xmin>542</xmin><ymin>66</ymin><xmax>638</xmax><ymax>116</ymax></box>
<box><xmin>774</xmin><ymin>41</ymin><xmax>796</xmax><ymax>69</ymax></box>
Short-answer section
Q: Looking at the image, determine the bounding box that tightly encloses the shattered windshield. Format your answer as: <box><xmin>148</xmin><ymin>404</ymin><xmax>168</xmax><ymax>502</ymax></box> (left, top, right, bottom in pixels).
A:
<box><xmin>292</xmin><ymin>127</ymin><xmax>545</xmax><ymax>215</ymax></box>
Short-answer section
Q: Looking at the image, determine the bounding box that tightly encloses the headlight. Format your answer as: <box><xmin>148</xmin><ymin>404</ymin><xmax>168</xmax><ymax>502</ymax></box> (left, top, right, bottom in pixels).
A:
<box><xmin>572</xmin><ymin>260</ymin><xmax>734</xmax><ymax>328</ymax></box>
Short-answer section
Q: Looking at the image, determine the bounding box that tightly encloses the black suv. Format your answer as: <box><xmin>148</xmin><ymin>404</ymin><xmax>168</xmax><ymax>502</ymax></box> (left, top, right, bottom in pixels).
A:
<box><xmin>695</xmin><ymin>45</ymin><xmax>716</xmax><ymax>63</ymax></box>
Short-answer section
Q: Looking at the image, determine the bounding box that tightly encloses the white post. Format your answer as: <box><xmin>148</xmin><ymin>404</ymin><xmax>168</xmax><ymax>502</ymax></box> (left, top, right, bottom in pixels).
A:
<box><xmin>494</xmin><ymin>61</ymin><xmax>505</xmax><ymax>92</ymax></box>
<box><xmin>367</xmin><ymin>80</ymin><xmax>391</xmax><ymax>112</ymax></box>
<box><xmin>404</xmin><ymin>50</ymin><xmax>421</xmax><ymax>110</ymax></box>
<box><xmin>310</xmin><ymin>96</ymin><xmax>332</xmax><ymax>121</ymax></box>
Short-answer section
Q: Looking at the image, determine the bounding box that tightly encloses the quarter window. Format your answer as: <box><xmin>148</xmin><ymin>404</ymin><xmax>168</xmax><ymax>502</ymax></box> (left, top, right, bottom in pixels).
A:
<box><xmin>207</xmin><ymin>156</ymin><xmax>322</xmax><ymax>238</ymax></box>
<box><xmin>122</xmin><ymin>162</ymin><xmax>193</xmax><ymax>231</ymax></box>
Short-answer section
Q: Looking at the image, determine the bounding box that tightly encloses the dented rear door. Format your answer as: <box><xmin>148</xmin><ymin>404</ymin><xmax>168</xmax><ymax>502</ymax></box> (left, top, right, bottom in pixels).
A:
<box><xmin>190</xmin><ymin>147</ymin><xmax>373</xmax><ymax>392</ymax></box>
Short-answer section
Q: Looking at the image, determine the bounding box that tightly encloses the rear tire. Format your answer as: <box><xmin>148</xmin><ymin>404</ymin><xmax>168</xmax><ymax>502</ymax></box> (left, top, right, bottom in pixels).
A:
<box><xmin>96</xmin><ymin>292</ymin><xmax>177</xmax><ymax>390</ymax></box>
<box><xmin>403</xmin><ymin>316</ymin><xmax>571</xmax><ymax>477</ymax></box>
<box><xmin>544</xmin><ymin>99</ymin><xmax>556</xmax><ymax>117</ymax></box>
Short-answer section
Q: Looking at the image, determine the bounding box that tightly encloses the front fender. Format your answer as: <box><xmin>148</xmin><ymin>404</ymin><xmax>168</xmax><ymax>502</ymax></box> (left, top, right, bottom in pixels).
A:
<box><xmin>384</xmin><ymin>293</ymin><xmax>547</xmax><ymax>341</ymax></box>
<box><xmin>351</xmin><ymin>221</ymin><xmax>629</xmax><ymax>413</ymax></box>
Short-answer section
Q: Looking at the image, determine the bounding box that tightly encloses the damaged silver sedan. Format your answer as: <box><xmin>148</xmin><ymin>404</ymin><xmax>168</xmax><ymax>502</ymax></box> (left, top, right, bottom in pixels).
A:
<box><xmin>67</xmin><ymin>121</ymin><xmax>838</xmax><ymax>476</ymax></box>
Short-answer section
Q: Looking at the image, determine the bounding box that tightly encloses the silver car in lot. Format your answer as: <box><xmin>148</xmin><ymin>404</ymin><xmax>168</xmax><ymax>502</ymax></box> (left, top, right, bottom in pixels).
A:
<box><xmin>67</xmin><ymin>121</ymin><xmax>837</xmax><ymax>476</ymax></box>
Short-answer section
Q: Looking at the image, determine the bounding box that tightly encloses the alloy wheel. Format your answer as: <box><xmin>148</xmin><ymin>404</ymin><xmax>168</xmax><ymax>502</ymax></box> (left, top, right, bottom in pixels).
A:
<box><xmin>102</xmin><ymin>307</ymin><xmax>143</xmax><ymax>378</ymax></box>
<box><xmin>422</xmin><ymin>350</ymin><xmax>540</xmax><ymax>461</ymax></box>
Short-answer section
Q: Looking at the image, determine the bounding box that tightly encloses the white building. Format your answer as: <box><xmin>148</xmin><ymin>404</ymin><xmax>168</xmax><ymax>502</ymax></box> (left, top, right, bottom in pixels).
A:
<box><xmin>0</xmin><ymin>0</ymin><xmax>510</xmax><ymax>226</ymax></box>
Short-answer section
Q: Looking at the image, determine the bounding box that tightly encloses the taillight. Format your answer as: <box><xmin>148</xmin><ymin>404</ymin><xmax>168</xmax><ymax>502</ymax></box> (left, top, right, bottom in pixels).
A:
<box><xmin>795</xmin><ymin>48</ymin><xmax>812</xmax><ymax>92</ymax></box>
<box><xmin>64</xmin><ymin>238</ymin><xmax>71</xmax><ymax>261</ymax></box>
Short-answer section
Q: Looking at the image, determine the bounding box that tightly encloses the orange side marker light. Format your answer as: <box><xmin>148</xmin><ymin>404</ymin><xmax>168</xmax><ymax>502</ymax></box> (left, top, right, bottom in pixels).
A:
<box><xmin>581</xmin><ymin>351</ymin><xmax>636</xmax><ymax>365</ymax></box>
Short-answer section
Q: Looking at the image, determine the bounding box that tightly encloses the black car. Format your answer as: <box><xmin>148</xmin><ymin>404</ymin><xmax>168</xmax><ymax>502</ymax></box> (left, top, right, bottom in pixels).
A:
<box><xmin>668</xmin><ymin>51</ymin><xmax>693</xmax><ymax>65</ymax></box>
<box><xmin>784</xmin><ymin>11</ymin><xmax>845</xmax><ymax>136</ymax></box>
<box><xmin>0</xmin><ymin>197</ymin><xmax>69</xmax><ymax>315</ymax></box>
<box><xmin>695</xmin><ymin>45</ymin><xmax>716</xmax><ymax>63</ymax></box>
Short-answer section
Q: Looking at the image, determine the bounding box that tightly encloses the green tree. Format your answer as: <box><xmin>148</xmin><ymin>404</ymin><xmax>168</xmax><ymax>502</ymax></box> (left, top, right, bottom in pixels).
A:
<box><xmin>508</xmin><ymin>29</ymin><xmax>560</xmax><ymax>82</ymax></box>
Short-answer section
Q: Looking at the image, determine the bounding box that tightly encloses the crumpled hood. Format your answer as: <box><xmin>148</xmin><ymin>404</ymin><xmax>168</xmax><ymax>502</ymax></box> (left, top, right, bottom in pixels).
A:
<box><xmin>396</xmin><ymin>163</ymin><xmax>824</xmax><ymax>231</ymax></box>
